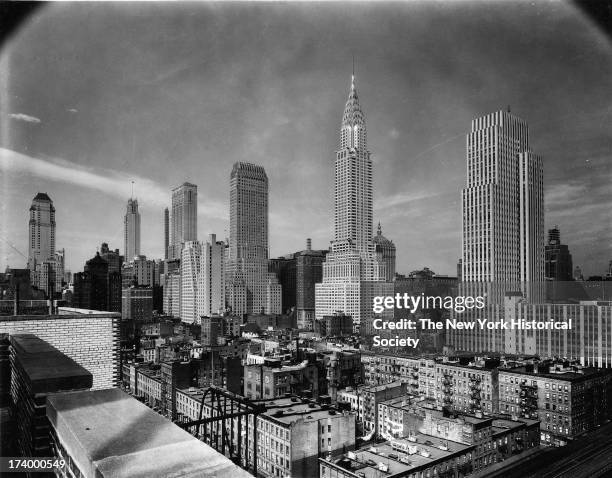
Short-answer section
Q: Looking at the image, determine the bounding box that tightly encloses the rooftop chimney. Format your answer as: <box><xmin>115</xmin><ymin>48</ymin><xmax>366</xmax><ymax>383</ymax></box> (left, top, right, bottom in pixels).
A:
<box><xmin>306</xmin><ymin>238</ymin><xmax>312</xmax><ymax>251</ymax></box>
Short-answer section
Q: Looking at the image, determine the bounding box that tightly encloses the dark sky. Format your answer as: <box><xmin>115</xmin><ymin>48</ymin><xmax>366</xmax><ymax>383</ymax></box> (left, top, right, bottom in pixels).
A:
<box><xmin>1</xmin><ymin>1</ymin><xmax>611</xmax><ymax>276</ymax></box>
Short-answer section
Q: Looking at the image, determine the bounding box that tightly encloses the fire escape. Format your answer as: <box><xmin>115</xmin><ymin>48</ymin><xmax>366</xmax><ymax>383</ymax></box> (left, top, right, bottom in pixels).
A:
<box><xmin>178</xmin><ymin>386</ymin><xmax>266</xmax><ymax>476</ymax></box>
<box><xmin>469</xmin><ymin>376</ymin><xmax>482</xmax><ymax>414</ymax></box>
<box><xmin>410</xmin><ymin>366</ymin><xmax>419</xmax><ymax>393</ymax></box>
<box><xmin>519</xmin><ymin>382</ymin><xmax>538</xmax><ymax>420</ymax></box>
<box><xmin>442</xmin><ymin>374</ymin><xmax>453</xmax><ymax>410</ymax></box>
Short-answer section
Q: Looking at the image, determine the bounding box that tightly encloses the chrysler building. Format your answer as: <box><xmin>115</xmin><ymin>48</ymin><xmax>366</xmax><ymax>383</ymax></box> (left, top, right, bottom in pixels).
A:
<box><xmin>315</xmin><ymin>74</ymin><xmax>393</xmax><ymax>333</ymax></box>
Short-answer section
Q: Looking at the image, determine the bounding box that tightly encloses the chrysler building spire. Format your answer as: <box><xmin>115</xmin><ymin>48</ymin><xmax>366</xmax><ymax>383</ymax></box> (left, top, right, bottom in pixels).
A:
<box><xmin>341</xmin><ymin>74</ymin><xmax>366</xmax><ymax>151</ymax></box>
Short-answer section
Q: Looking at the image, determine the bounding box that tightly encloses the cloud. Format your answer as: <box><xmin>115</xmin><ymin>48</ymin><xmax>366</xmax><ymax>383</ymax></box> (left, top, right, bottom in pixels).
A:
<box><xmin>388</xmin><ymin>128</ymin><xmax>400</xmax><ymax>139</ymax></box>
<box><xmin>376</xmin><ymin>190</ymin><xmax>445</xmax><ymax>210</ymax></box>
<box><xmin>8</xmin><ymin>113</ymin><xmax>41</xmax><ymax>123</ymax></box>
<box><xmin>0</xmin><ymin>147</ymin><xmax>226</xmax><ymax>221</ymax></box>
<box><xmin>67</xmin><ymin>108</ymin><xmax>78</xmax><ymax>113</ymax></box>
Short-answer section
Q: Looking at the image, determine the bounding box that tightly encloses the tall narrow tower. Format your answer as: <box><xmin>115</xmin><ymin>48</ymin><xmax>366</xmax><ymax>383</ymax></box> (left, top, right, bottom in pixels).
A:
<box><xmin>28</xmin><ymin>192</ymin><xmax>56</xmax><ymax>270</ymax></box>
<box><xmin>226</xmin><ymin>162</ymin><xmax>279</xmax><ymax>315</ymax></box>
<box><xmin>163</xmin><ymin>207</ymin><xmax>169</xmax><ymax>260</ymax></box>
<box><xmin>124</xmin><ymin>198</ymin><xmax>141</xmax><ymax>261</ymax></box>
<box><xmin>169</xmin><ymin>182</ymin><xmax>197</xmax><ymax>260</ymax></box>
<box><xmin>315</xmin><ymin>74</ymin><xmax>392</xmax><ymax>333</ymax></box>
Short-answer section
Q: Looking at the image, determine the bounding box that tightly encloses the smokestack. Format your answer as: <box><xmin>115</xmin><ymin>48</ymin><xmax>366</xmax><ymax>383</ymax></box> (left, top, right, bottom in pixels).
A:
<box><xmin>306</xmin><ymin>238</ymin><xmax>311</xmax><ymax>251</ymax></box>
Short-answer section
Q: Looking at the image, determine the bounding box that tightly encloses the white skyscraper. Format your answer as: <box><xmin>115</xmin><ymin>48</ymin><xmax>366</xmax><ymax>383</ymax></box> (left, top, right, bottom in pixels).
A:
<box><xmin>169</xmin><ymin>182</ymin><xmax>198</xmax><ymax>260</ymax></box>
<box><xmin>124</xmin><ymin>198</ymin><xmax>141</xmax><ymax>261</ymax></box>
<box><xmin>226</xmin><ymin>162</ymin><xmax>279</xmax><ymax>315</ymax></box>
<box><xmin>452</xmin><ymin>110</ymin><xmax>545</xmax><ymax>352</ymax></box>
<box><xmin>315</xmin><ymin>74</ymin><xmax>393</xmax><ymax>333</ymax></box>
<box><xmin>461</xmin><ymin>110</ymin><xmax>544</xmax><ymax>300</ymax></box>
<box><xmin>180</xmin><ymin>241</ymin><xmax>201</xmax><ymax>323</ymax></box>
<box><xmin>197</xmin><ymin>234</ymin><xmax>226</xmax><ymax>318</ymax></box>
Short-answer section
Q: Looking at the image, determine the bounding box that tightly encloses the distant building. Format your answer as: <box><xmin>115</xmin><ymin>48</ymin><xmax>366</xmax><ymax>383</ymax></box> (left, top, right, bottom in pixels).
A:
<box><xmin>315</xmin><ymin>74</ymin><xmax>393</xmax><ymax>333</ymax></box>
<box><xmin>197</xmin><ymin>234</ymin><xmax>225</xmax><ymax>318</ymax></box>
<box><xmin>73</xmin><ymin>250</ymin><xmax>121</xmax><ymax>313</ymax></box>
<box><xmin>163</xmin><ymin>267</ymin><xmax>181</xmax><ymax>317</ymax></box>
<box><xmin>373</xmin><ymin>222</ymin><xmax>396</xmax><ymax>281</ymax></box>
<box><xmin>163</xmin><ymin>207</ymin><xmax>169</xmax><ymax>260</ymax></box>
<box><xmin>27</xmin><ymin>192</ymin><xmax>55</xmax><ymax>271</ymax></box>
<box><xmin>269</xmin><ymin>254</ymin><xmax>296</xmax><ymax>313</ymax></box>
<box><xmin>226</xmin><ymin>162</ymin><xmax>280</xmax><ymax>315</ymax></box>
<box><xmin>460</xmin><ymin>110</ymin><xmax>544</xmax><ymax>302</ymax></box>
<box><xmin>27</xmin><ymin>193</ymin><xmax>65</xmax><ymax>297</ymax></box>
<box><xmin>124</xmin><ymin>198</ymin><xmax>141</xmax><ymax>261</ymax></box>
<box><xmin>315</xmin><ymin>312</ymin><xmax>353</xmax><ymax>337</ymax></box>
<box><xmin>201</xmin><ymin>314</ymin><xmax>223</xmax><ymax>346</ymax></box>
<box><xmin>296</xmin><ymin>239</ymin><xmax>327</xmax><ymax>330</ymax></box>
<box><xmin>168</xmin><ymin>183</ymin><xmax>198</xmax><ymax>260</ymax></box>
<box><xmin>180</xmin><ymin>241</ymin><xmax>201</xmax><ymax>323</ymax></box>
<box><xmin>122</xmin><ymin>286</ymin><xmax>153</xmax><ymax>322</ymax></box>
<box><xmin>122</xmin><ymin>254</ymin><xmax>156</xmax><ymax>288</ymax></box>
<box><xmin>545</xmin><ymin>226</ymin><xmax>573</xmax><ymax>281</ymax></box>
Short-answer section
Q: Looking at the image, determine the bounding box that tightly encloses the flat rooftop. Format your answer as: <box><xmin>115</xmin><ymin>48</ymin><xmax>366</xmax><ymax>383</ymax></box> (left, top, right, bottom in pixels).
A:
<box><xmin>329</xmin><ymin>434</ymin><xmax>473</xmax><ymax>478</ymax></box>
<box><xmin>46</xmin><ymin>388</ymin><xmax>253</xmax><ymax>478</ymax></box>
<box><xmin>500</xmin><ymin>366</ymin><xmax>609</xmax><ymax>381</ymax></box>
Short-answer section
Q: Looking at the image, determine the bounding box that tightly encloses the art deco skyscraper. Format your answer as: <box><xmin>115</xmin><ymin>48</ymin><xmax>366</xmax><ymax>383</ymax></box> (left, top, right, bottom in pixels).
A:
<box><xmin>461</xmin><ymin>110</ymin><xmax>544</xmax><ymax>298</ymax></box>
<box><xmin>27</xmin><ymin>192</ymin><xmax>64</xmax><ymax>296</ymax></box>
<box><xmin>124</xmin><ymin>198</ymin><xmax>141</xmax><ymax>261</ymax></box>
<box><xmin>451</xmin><ymin>110</ymin><xmax>544</xmax><ymax>352</ymax></box>
<box><xmin>168</xmin><ymin>182</ymin><xmax>197</xmax><ymax>260</ymax></box>
<box><xmin>315</xmin><ymin>74</ymin><xmax>392</xmax><ymax>333</ymax></box>
<box><xmin>226</xmin><ymin>162</ymin><xmax>280</xmax><ymax>315</ymax></box>
<box><xmin>28</xmin><ymin>192</ymin><xmax>55</xmax><ymax>270</ymax></box>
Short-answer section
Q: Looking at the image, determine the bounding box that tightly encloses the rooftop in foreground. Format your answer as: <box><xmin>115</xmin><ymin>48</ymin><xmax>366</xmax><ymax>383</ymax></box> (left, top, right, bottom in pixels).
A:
<box><xmin>47</xmin><ymin>388</ymin><xmax>253</xmax><ymax>478</ymax></box>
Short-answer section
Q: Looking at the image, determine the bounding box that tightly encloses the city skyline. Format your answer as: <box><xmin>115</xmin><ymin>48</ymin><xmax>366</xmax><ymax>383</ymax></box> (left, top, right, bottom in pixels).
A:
<box><xmin>1</xmin><ymin>2</ymin><xmax>611</xmax><ymax>276</ymax></box>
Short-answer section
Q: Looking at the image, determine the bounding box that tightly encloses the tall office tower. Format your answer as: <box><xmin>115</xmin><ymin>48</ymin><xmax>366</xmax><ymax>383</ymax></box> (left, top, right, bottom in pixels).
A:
<box><xmin>168</xmin><ymin>183</ymin><xmax>197</xmax><ymax>260</ymax></box>
<box><xmin>164</xmin><ymin>208</ymin><xmax>169</xmax><ymax>260</ymax></box>
<box><xmin>315</xmin><ymin>74</ymin><xmax>393</xmax><ymax>333</ymax></box>
<box><xmin>545</xmin><ymin>226</ymin><xmax>573</xmax><ymax>281</ymax></box>
<box><xmin>27</xmin><ymin>193</ymin><xmax>55</xmax><ymax>271</ymax></box>
<box><xmin>180</xmin><ymin>241</ymin><xmax>201</xmax><ymax>324</ymax></box>
<box><xmin>461</xmin><ymin>110</ymin><xmax>544</xmax><ymax>299</ymax></box>
<box><xmin>296</xmin><ymin>239</ymin><xmax>327</xmax><ymax>330</ymax></box>
<box><xmin>373</xmin><ymin>223</ymin><xmax>396</xmax><ymax>282</ymax></box>
<box><xmin>226</xmin><ymin>162</ymin><xmax>277</xmax><ymax>315</ymax></box>
<box><xmin>196</xmin><ymin>234</ymin><xmax>226</xmax><ymax>318</ymax></box>
<box><xmin>123</xmin><ymin>198</ymin><xmax>141</xmax><ymax>261</ymax></box>
<box><xmin>451</xmin><ymin>110</ymin><xmax>544</xmax><ymax>352</ymax></box>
